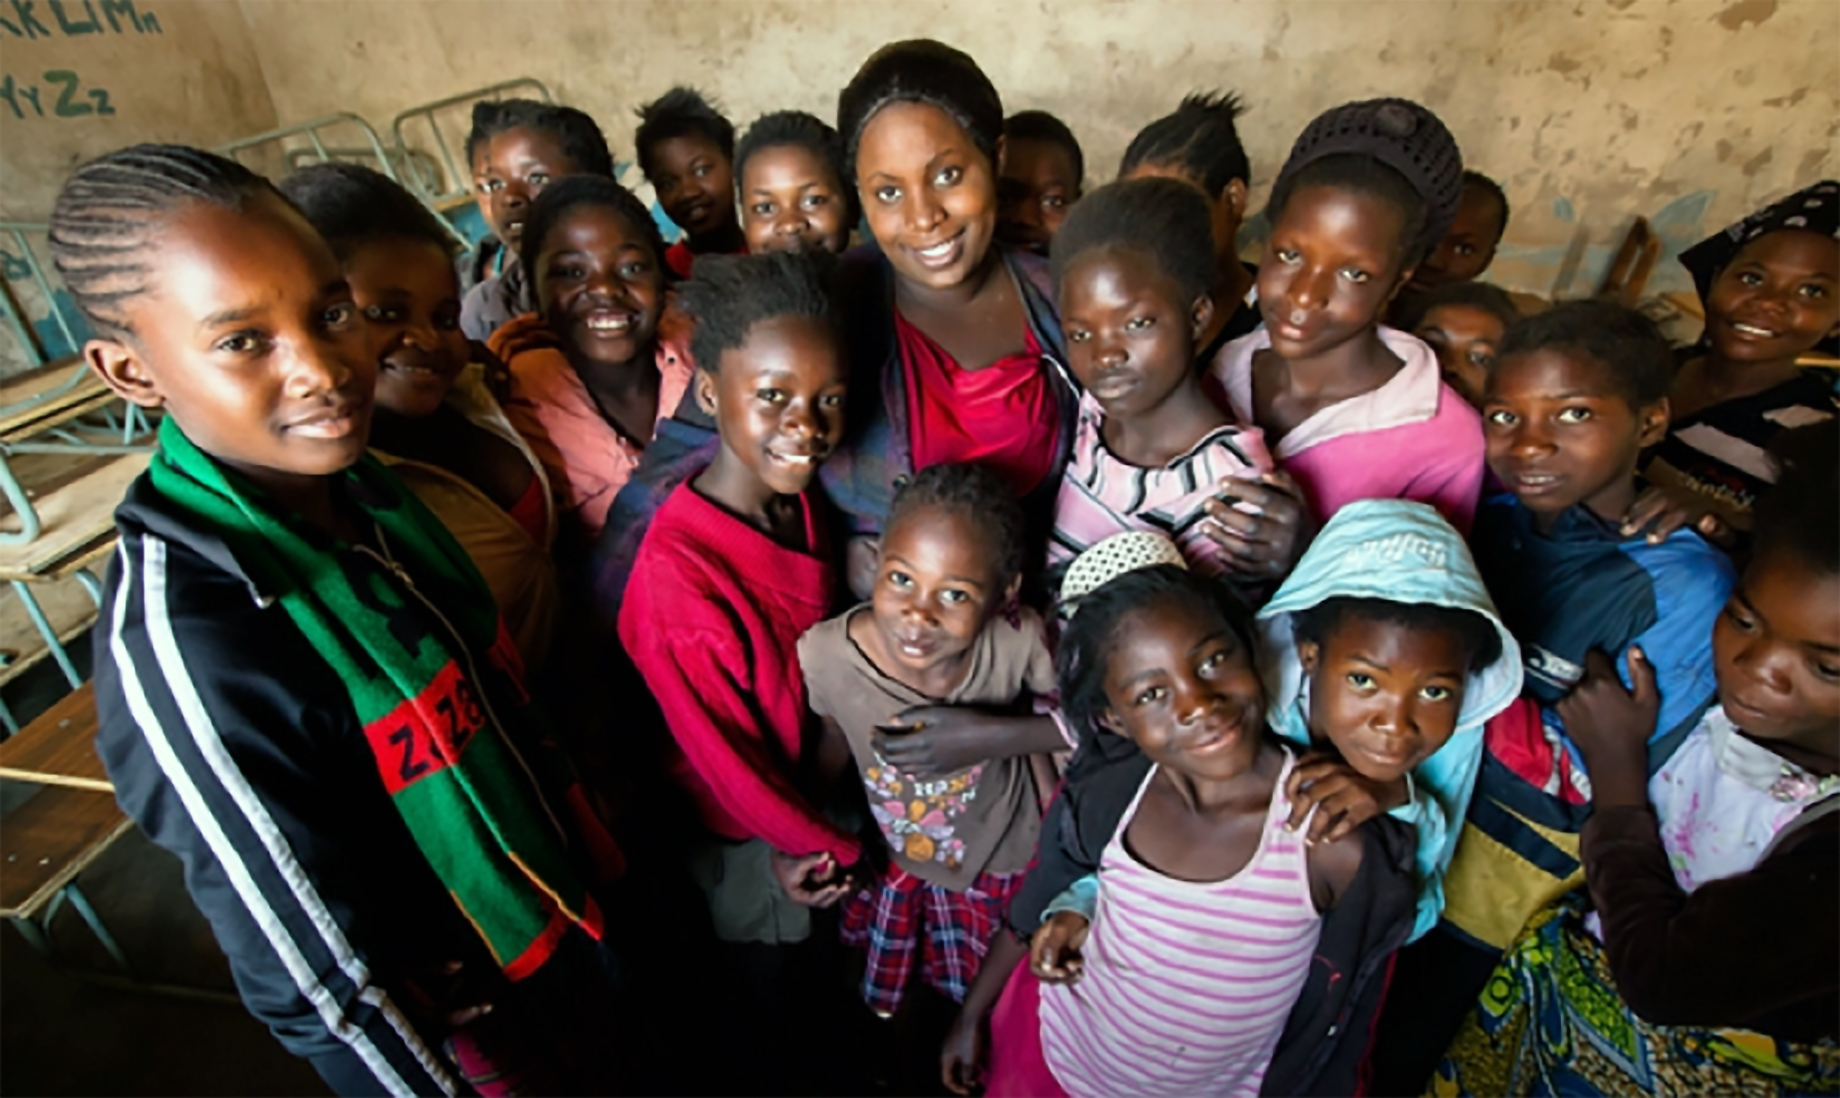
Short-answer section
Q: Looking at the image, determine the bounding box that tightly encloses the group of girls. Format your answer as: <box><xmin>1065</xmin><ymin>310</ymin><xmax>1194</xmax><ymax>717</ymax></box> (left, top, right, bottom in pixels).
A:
<box><xmin>44</xmin><ymin>27</ymin><xmax>1837</xmax><ymax>1098</ymax></box>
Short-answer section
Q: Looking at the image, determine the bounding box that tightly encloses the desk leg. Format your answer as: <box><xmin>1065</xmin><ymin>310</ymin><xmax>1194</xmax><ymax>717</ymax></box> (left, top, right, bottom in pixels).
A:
<box><xmin>10</xmin><ymin>579</ymin><xmax>81</xmax><ymax>689</ymax></box>
<box><xmin>62</xmin><ymin>882</ymin><xmax>135</xmax><ymax>977</ymax></box>
<box><xmin>0</xmin><ymin>454</ymin><xmax>43</xmax><ymax>547</ymax></box>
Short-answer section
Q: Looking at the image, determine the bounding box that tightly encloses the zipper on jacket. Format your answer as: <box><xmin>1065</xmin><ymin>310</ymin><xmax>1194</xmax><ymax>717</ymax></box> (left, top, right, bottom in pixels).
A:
<box><xmin>354</xmin><ymin>527</ymin><xmax>569</xmax><ymax>843</ymax></box>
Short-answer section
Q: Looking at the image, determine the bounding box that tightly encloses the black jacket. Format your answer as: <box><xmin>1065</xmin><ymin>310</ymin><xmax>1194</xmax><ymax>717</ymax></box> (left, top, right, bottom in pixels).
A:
<box><xmin>95</xmin><ymin>472</ymin><xmax>500</xmax><ymax>1096</ymax></box>
<box><xmin>1009</xmin><ymin>732</ymin><xmax>1419</xmax><ymax>1097</ymax></box>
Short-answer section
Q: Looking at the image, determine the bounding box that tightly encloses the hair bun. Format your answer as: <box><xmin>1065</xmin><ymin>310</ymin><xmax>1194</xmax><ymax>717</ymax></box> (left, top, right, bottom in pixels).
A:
<box><xmin>1060</xmin><ymin>531</ymin><xmax>1187</xmax><ymax>611</ymax></box>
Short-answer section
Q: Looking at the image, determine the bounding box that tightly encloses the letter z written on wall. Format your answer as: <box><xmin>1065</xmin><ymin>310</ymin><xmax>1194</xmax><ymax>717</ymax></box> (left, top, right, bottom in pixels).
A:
<box><xmin>0</xmin><ymin>0</ymin><xmax>162</xmax><ymax>120</ymax></box>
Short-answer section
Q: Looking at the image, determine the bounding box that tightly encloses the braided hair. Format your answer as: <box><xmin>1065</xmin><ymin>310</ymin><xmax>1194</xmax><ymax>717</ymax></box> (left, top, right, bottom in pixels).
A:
<box><xmin>49</xmin><ymin>144</ymin><xmax>281</xmax><ymax>339</ymax></box>
<box><xmin>1118</xmin><ymin>91</ymin><xmax>1250</xmax><ymax>198</ymax></box>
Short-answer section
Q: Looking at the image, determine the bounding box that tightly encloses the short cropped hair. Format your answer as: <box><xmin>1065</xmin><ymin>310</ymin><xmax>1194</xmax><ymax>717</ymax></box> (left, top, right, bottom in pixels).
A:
<box><xmin>1496</xmin><ymin>298</ymin><xmax>1674</xmax><ymax>407</ymax></box>
<box><xmin>517</xmin><ymin>174</ymin><xmax>666</xmax><ymax>282</ymax></box>
<box><xmin>1753</xmin><ymin>419</ymin><xmax>1839</xmax><ymax>575</ymax></box>
<box><xmin>465</xmin><ymin>99</ymin><xmax>615</xmax><ymax>178</ymax></box>
<box><xmin>1463</xmin><ymin>170</ymin><xmax>1510</xmax><ymax>242</ymax></box>
<box><xmin>1005</xmin><ymin>110</ymin><xmax>1084</xmax><ymax>185</ymax></box>
<box><xmin>1049</xmin><ymin>176</ymin><xmax>1217</xmax><ymax>306</ymax></box>
<box><xmin>278</xmin><ymin>162</ymin><xmax>456</xmax><ymax>262</ymax></box>
<box><xmin>635</xmin><ymin>86</ymin><xmax>735</xmax><ymax>176</ymax></box>
<box><xmin>1291</xmin><ymin>596</ymin><xmax>1502</xmax><ymax>675</ymax></box>
<box><xmin>677</xmin><ymin>250</ymin><xmax>839</xmax><ymax>374</ymax></box>
<box><xmin>734</xmin><ymin>110</ymin><xmax>859</xmax><ymax>226</ymax></box>
<box><xmin>1397</xmin><ymin>279</ymin><xmax>1521</xmax><ymax>334</ymax></box>
<box><xmin>888</xmin><ymin>462</ymin><xmax>1029</xmax><ymax>583</ymax></box>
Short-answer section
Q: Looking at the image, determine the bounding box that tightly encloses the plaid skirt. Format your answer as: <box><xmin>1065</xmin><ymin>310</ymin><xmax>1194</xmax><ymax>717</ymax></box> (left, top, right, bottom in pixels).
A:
<box><xmin>840</xmin><ymin>863</ymin><xmax>1025</xmax><ymax>1017</ymax></box>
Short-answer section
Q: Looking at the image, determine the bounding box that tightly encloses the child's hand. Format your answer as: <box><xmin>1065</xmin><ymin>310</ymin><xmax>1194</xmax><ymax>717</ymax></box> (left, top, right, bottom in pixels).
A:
<box><xmin>846</xmin><ymin>535</ymin><xmax>880</xmax><ymax>603</ymax></box>
<box><xmin>1029</xmin><ymin>911</ymin><xmax>1091</xmax><ymax>984</ymax></box>
<box><xmin>1201</xmin><ymin>473</ymin><xmax>1313</xmax><ymax>582</ymax></box>
<box><xmin>1621</xmin><ymin>485</ymin><xmax>1733</xmax><ymax>547</ymax></box>
<box><xmin>769</xmin><ymin>850</ymin><xmax>853</xmax><ymax>908</ymax></box>
<box><xmin>940</xmin><ymin>1008</ymin><xmax>988</xmax><ymax>1095</ymax></box>
<box><xmin>1556</xmin><ymin>647</ymin><xmax>1658</xmax><ymax>809</ymax></box>
<box><xmin>471</xmin><ymin>341</ymin><xmax>513</xmax><ymax>404</ymax></box>
<box><xmin>1285</xmin><ymin>754</ymin><xmax>1409</xmax><ymax>844</ymax></box>
<box><xmin>874</xmin><ymin>706</ymin><xmax>999</xmax><ymax>778</ymax></box>
<box><xmin>401</xmin><ymin>958</ymin><xmax>495</xmax><ymax>1033</ymax></box>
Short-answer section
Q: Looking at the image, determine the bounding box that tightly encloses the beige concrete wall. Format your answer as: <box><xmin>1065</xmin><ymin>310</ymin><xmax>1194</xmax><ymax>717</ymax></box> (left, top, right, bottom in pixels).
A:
<box><xmin>233</xmin><ymin>0</ymin><xmax>1836</xmax><ymax>300</ymax></box>
<box><xmin>0</xmin><ymin>0</ymin><xmax>278</xmax><ymax>219</ymax></box>
<box><xmin>3</xmin><ymin>0</ymin><xmax>1835</xmax><ymax>345</ymax></box>
<box><xmin>0</xmin><ymin>0</ymin><xmax>279</xmax><ymax>372</ymax></box>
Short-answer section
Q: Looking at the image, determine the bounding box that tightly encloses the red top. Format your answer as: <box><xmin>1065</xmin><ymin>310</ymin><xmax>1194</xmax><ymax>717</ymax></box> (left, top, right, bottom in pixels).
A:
<box><xmin>506</xmin><ymin>474</ymin><xmax>547</xmax><ymax>547</ymax></box>
<box><xmin>897</xmin><ymin>311</ymin><xmax>1058</xmax><ymax>495</ymax></box>
<box><xmin>664</xmin><ymin>237</ymin><xmax>748</xmax><ymax>280</ymax></box>
<box><xmin>617</xmin><ymin>479</ymin><xmax>860</xmax><ymax>865</ymax></box>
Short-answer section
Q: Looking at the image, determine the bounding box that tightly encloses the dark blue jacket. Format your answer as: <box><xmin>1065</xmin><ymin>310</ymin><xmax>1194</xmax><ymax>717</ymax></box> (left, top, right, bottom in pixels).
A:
<box><xmin>1470</xmin><ymin>492</ymin><xmax>1736</xmax><ymax>764</ymax></box>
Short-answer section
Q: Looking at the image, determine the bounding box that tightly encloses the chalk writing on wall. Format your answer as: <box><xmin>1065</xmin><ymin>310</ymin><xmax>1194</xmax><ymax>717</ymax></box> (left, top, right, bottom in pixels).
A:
<box><xmin>0</xmin><ymin>0</ymin><xmax>161</xmax><ymax>37</ymax></box>
<box><xmin>0</xmin><ymin>1</ymin><xmax>155</xmax><ymax>120</ymax></box>
<box><xmin>0</xmin><ymin>70</ymin><xmax>114</xmax><ymax>118</ymax></box>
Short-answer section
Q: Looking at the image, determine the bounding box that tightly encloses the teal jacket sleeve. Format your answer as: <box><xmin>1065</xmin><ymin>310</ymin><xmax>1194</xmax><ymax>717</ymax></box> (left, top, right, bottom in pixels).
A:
<box><xmin>1042</xmin><ymin>874</ymin><xmax>1099</xmax><ymax>922</ymax></box>
<box><xmin>1386</xmin><ymin>723</ymin><xmax>1484</xmax><ymax>942</ymax></box>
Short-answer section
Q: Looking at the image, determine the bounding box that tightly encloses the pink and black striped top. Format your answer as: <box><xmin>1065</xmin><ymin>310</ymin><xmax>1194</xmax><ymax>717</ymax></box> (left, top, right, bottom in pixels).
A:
<box><xmin>1047</xmin><ymin>391</ymin><xmax>1273</xmax><ymax>582</ymax></box>
<box><xmin>1038</xmin><ymin>751</ymin><xmax>1321</xmax><ymax>1097</ymax></box>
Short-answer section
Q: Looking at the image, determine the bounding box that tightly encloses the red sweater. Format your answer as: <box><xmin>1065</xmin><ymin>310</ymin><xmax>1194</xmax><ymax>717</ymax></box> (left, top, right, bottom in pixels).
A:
<box><xmin>617</xmin><ymin>480</ymin><xmax>861</xmax><ymax>865</ymax></box>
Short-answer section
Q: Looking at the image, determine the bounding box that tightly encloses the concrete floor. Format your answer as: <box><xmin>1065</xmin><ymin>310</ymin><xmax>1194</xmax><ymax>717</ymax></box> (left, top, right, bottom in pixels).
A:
<box><xmin>2</xmin><ymin>634</ymin><xmax>327</xmax><ymax>1096</ymax></box>
<box><xmin>0</xmin><ymin>827</ymin><xmax>328</xmax><ymax>1096</ymax></box>
<box><xmin>0</xmin><ymin>641</ymin><xmax>944</xmax><ymax>1097</ymax></box>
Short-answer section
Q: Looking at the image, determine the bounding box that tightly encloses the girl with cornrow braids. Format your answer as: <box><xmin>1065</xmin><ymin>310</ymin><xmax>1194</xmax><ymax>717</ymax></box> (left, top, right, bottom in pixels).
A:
<box><xmin>59</xmin><ymin>144</ymin><xmax>627</xmax><ymax>1096</ymax></box>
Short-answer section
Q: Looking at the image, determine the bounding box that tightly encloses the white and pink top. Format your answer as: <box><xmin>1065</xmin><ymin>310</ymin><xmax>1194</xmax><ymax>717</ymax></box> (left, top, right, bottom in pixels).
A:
<box><xmin>1210</xmin><ymin>326</ymin><xmax>1485</xmax><ymax>533</ymax></box>
<box><xmin>1649</xmin><ymin>705</ymin><xmax>1839</xmax><ymax>893</ymax></box>
<box><xmin>1038</xmin><ymin>750</ymin><xmax>1322</xmax><ymax>1097</ymax></box>
<box><xmin>1047</xmin><ymin>390</ymin><xmax>1275</xmax><ymax>582</ymax></box>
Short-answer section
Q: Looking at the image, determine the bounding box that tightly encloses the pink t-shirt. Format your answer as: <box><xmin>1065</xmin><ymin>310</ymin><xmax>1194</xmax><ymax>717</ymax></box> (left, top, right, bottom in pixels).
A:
<box><xmin>1209</xmin><ymin>326</ymin><xmax>1484</xmax><ymax>533</ymax></box>
<box><xmin>490</xmin><ymin>311</ymin><xmax>693</xmax><ymax>541</ymax></box>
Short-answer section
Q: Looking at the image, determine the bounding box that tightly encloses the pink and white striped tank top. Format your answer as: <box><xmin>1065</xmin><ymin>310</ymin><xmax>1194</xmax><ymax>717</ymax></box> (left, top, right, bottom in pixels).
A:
<box><xmin>1038</xmin><ymin>750</ymin><xmax>1322</xmax><ymax>1097</ymax></box>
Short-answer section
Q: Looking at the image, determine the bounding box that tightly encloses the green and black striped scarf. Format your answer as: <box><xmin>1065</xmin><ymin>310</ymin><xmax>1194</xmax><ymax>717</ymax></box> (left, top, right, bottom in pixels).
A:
<box><xmin>148</xmin><ymin>417</ymin><xmax>600</xmax><ymax>978</ymax></box>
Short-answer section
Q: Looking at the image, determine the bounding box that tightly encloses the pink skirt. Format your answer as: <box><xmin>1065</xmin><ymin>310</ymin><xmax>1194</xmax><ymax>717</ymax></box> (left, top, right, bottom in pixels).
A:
<box><xmin>986</xmin><ymin>962</ymin><xmax>1070</xmax><ymax>1098</ymax></box>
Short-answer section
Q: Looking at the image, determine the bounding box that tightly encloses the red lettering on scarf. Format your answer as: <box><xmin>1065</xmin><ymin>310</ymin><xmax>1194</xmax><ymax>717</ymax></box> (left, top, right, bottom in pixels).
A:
<box><xmin>363</xmin><ymin>661</ymin><xmax>487</xmax><ymax>795</ymax></box>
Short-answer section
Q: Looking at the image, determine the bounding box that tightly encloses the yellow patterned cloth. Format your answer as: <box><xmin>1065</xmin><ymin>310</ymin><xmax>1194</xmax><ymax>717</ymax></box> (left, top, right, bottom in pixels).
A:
<box><xmin>1431</xmin><ymin>893</ymin><xmax>1840</xmax><ymax>1096</ymax></box>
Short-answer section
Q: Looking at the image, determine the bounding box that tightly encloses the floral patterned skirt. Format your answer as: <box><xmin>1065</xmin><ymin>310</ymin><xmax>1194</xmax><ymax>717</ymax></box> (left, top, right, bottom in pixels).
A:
<box><xmin>1430</xmin><ymin>893</ymin><xmax>1840</xmax><ymax>1096</ymax></box>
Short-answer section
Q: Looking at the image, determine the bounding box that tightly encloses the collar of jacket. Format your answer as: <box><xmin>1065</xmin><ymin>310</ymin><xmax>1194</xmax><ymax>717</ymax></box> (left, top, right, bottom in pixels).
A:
<box><xmin>1493</xmin><ymin>490</ymin><xmax>1633</xmax><ymax>545</ymax></box>
<box><xmin>114</xmin><ymin>457</ymin><xmax>400</xmax><ymax>609</ymax></box>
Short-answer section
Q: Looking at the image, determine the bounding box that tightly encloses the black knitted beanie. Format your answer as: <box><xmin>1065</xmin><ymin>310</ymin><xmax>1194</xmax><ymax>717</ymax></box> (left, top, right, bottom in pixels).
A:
<box><xmin>1275</xmin><ymin>98</ymin><xmax>1464</xmax><ymax>246</ymax></box>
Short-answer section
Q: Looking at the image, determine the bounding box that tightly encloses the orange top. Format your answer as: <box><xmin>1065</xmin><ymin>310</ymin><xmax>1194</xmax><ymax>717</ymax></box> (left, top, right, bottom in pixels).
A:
<box><xmin>490</xmin><ymin>309</ymin><xmax>693</xmax><ymax>541</ymax></box>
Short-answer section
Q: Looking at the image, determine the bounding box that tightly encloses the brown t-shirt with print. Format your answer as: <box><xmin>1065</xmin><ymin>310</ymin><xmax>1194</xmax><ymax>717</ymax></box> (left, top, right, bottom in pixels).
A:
<box><xmin>798</xmin><ymin>605</ymin><xmax>1057</xmax><ymax>890</ymax></box>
